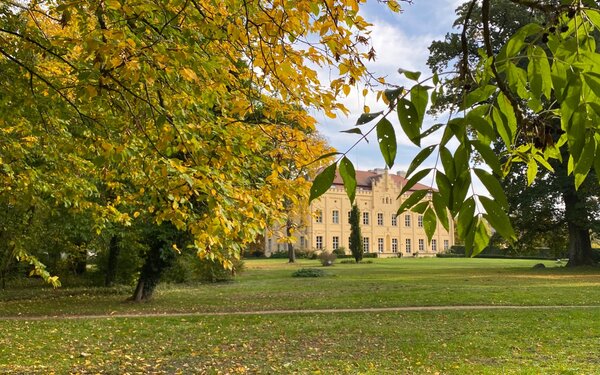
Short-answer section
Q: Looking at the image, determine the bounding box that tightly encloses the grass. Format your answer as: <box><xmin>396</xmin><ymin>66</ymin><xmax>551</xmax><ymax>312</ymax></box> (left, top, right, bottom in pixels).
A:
<box><xmin>1</xmin><ymin>257</ymin><xmax>600</xmax><ymax>373</ymax></box>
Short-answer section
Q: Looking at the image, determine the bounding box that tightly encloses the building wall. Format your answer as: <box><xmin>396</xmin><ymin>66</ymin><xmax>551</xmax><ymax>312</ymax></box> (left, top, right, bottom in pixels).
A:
<box><xmin>265</xmin><ymin>170</ymin><xmax>455</xmax><ymax>257</ymax></box>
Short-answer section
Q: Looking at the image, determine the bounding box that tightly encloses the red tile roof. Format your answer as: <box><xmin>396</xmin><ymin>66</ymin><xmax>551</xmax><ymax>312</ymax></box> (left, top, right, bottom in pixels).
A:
<box><xmin>332</xmin><ymin>169</ymin><xmax>432</xmax><ymax>191</ymax></box>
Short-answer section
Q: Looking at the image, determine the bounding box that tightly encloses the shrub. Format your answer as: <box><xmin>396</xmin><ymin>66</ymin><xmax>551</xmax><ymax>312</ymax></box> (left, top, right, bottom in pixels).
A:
<box><xmin>333</xmin><ymin>247</ymin><xmax>347</xmax><ymax>256</ymax></box>
<box><xmin>162</xmin><ymin>252</ymin><xmax>244</xmax><ymax>283</ymax></box>
<box><xmin>318</xmin><ymin>251</ymin><xmax>337</xmax><ymax>266</ymax></box>
<box><xmin>268</xmin><ymin>251</ymin><xmax>289</xmax><ymax>259</ymax></box>
<box><xmin>292</xmin><ymin>268</ymin><xmax>325</xmax><ymax>277</ymax></box>
<box><xmin>362</xmin><ymin>253</ymin><xmax>378</xmax><ymax>258</ymax></box>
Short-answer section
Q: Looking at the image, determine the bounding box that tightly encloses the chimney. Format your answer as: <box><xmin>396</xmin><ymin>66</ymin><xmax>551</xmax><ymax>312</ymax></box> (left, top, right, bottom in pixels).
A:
<box><xmin>373</xmin><ymin>168</ymin><xmax>386</xmax><ymax>175</ymax></box>
<box><xmin>397</xmin><ymin>170</ymin><xmax>407</xmax><ymax>177</ymax></box>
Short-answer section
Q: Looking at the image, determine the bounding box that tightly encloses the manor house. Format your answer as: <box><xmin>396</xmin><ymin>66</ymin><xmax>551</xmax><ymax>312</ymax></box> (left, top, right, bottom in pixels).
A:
<box><xmin>266</xmin><ymin>168</ymin><xmax>455</xmax><ymax>257</ymax></box>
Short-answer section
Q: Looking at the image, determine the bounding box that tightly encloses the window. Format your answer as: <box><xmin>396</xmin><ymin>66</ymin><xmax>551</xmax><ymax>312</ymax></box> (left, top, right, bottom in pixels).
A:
<box><xmin>377</xmin><ymin>213</ymin><xmax>384</xmax><ymax>226</ymax></box>
<box><xmin>332</xmin><ymin>210</ymin><xmax>339</xmax><ymax>224</ymax></box>
<box><xmin>444</xmin><ymin>240</ymin><xmax>449</xmax><ymax>250</ymax></box>
<box><xmin>332</xmin><ymin>236</ymin><xmax>339</xmax><ymax>250</ymax></box>
<box><xmin>405</xmin><ymin>214</ymin><xmax>411</xmax><ymax>227</ymax></box>
<box><xmin>268</xmin><ymin>239</ymin><xmax>272</xmax><ymax>251</ymax></box>
<box><xmin>363</xmin><ymin>212</ymin><xmax>370</xmax><ymax>225</ymax></box>
<box><xmin>363</xmin><ymin>237</ymin><xmax>370</xmax><ymax>253</ymax></box>
<box><xmin>431</xmin><ymin>239</ymin><xmax>437</xmax><ymax>252</ymax></box>
<box><xmin>405</xmin><ymin>239</ymin><xmax>411</xmax><ymax>253</ymax></box>
<box><xmin>392</xmin><ymin>238</ymin><xmax>398</xmax><ymax>253</ymax></box>
<box><xmin>315</xmin><ymin>210</ymin><xmax>323</xmax><ymax>223</ymax></box>
<box><xmin>391</xmin><ymin>214</ymin><xmax>397</xmax><ymax>226</ymax></box>
<box><xmin>316</xmin><ymin>236</ymin><xmax>323</xmax><ymax>249</ymax></box>
<box><xmin>418</xmin><ymin>215</ymin><xmax>424</xmax><ymax>228</ymax></box>
<box><xmin>378</xmin><ymin>238</ymin><xmax>384</xmax><ymax>253</ymax></box>
<box><xmin>300</xmin><ymin>236</ymin><xmax>306</xmax><ymax>249</ymax></box>
<box><xmin>418</xmin><ymin>239</ymin><xmax>425</xmax><ymax>252</ymax></box>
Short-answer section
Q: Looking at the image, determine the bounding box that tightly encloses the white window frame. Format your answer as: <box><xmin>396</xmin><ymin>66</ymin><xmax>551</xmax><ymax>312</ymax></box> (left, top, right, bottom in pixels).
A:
<box><xmin>378</xmin><ymin>238</ymin><xmax>384</xmax><ymax>253</ymax></box>
<box><xmin>405</xmin><ymin>238</ymin><xmax>411</xmax><ymax>253</ymax></box>
<box><xmin>391</xmin><ymin>214</ymin><xmax>397</xmax><ymax>226</ymax></box>
<box><xmin>405</xmin><ymin>214</ymin><xmax>411</xmax><ymax>227</ymax></box>
<box><xmin>363</xmin><ymin>237</ymin><xmax>370</xmax><ymax>253</ymax></box>
<box><xmin>332</xmin><ymin>236</ymin><xmax>339</xmax><ymax>250</ymax></box>
<box><xmin>316</xmin><ymin>236</ymin><xmax>323</xmax><ymax>249</ymax></box>
<box><xmin>392</xmin><ymin>238</ymin><xmax>398</xmax><ymax>253</ymax></box>
<box><xmin>418</xmin><ymin>215</ymin><xmax>424</xmax><ymax>228</ymax></box>
<box><xmin>418</xmin><ymin>239</ymin><xmax>425</xmax><ymax>252</ymax></box>
<box><xmin>377</xmin><ymin>213</ymin><xmax>384</xmax><ymax>226</ymax></box>
<box><xmin>332</xmin><ymin>210</ymin><xmax>339</xmax><ymax>224</ymax></box>
<box><xmin>363</xmin><ymin>212</ymin><xmax>370</xmax><ymax>225</ymax></box>
<box><xmin>315</xmin><ymin>210</ymin><xmax>323</xmax><ymax>223</ymax></box>
<box><xmin>432</xmin><ymin>239</ymin><xmax>437</xmax><ymax>252</ymax></box>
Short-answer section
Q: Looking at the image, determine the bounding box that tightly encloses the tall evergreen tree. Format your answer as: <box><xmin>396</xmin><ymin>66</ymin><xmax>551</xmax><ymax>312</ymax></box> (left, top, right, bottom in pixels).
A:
<box><xmin>349</xmin><ymin>204</ymin><xmax>363</xmax><ymax>263</ymax></box>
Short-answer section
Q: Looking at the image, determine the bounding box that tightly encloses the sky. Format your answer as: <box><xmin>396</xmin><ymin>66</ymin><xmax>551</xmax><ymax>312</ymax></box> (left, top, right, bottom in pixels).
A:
<box><xmin>314</xmin><ymin>0</ymin><xmax>465</xmax><ymax>176</ymax></box>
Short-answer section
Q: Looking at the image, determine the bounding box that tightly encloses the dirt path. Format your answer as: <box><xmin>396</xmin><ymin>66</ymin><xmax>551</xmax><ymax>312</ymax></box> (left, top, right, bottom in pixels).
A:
<box><xmin>1</xmin><ymin>304</ymin><xmax>599</xmax><ymax>321</ymax></box>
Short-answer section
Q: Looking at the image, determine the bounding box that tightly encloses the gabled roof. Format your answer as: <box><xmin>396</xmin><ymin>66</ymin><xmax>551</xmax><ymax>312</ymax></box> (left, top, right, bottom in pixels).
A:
<box><xmin>332</xmin><ymin>169</ymin><xmax>432</xmax><ymax>191</ymax></box>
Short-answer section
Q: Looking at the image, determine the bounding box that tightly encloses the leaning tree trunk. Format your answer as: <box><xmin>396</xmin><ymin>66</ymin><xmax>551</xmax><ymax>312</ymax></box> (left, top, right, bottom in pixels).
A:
<box><xmin>104</xmin><ymin>235</ymin><xmax>120</xmax><ymax>287</ymax></box>
<box><xmin>561</xmin><ymin>171</ymin><xmax>594</xmax><ymax>266</ymax></box>
<box><xmin>286</xmin><ymin>217</ymin><xmax>296</xmax><ymax>263</ymax></box>
<box><xmin>130</xmin><ymin>242</ymin><xmax>172</xmax><ymax>302</ymax></box>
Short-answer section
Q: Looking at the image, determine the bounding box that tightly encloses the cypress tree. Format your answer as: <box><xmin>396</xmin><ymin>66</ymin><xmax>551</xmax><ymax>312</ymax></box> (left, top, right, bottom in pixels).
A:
<box><xmin>349</xmin><ymin>204</ymin><xmax>363</xmax><ymax>263</ymax></box>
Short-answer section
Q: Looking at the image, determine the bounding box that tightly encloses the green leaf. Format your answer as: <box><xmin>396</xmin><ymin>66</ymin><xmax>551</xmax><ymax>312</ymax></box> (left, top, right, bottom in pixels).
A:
<box><xmin>339</xmin><ymin>157</ymin><xmax>357</xmax><ymax>204</ymax></box>
<box><xmin>376</xmin><ymin>118</ymin><xmax>397</xmax><ymax>168</ymax></box>
<box><xmin>526</xmin><ymin>158</ymin><xmax>538</xmax><ymax>186</ymax></box>
<box><xmin>496</xmin><ymin>93</ymin><xmax>517</xmax><ymax>145</ymax></box>
<box><xmin>471</xmin><ymin>220</ymin><xmax>490</xmax><ymax>257</ymax></box>
<box><xmin>527</xmin><ymin>46</ymin><xmax>552</xmax><ymax>101</ymax></box>
<box><xmin>467</xmin><ymin>107</ymin><xmax>495</xmax><ymax>145</ymax></box>
<box><xmin>480</xmin><ymin>196</ymin><xmax>515</xmax><ymax>241</ymax></box>
<box><xmin>583</xmin><ymin>72</ymin><xmax>600</xmax><ymax>99</ymax></box>
<box><xmin>412</xmin><ymin>201</ymin><xmax>429</xmax><ymax>214</ymax></box>
<box><xmin>585</xmin><ymin>9</ymin><xmax>600</xmax><ymax>29</ymax></box>
<box><xmin>462</xmin><ymin>85</ymin><xmax>496</xmax><ymax>109</ymax></box>
<box><xmin>423</xmin><ymin>207</ymin><xmax>437</xmax><ymax>243</ymax></box>
<box><xmin>309</xmin><ymin>163</ymin><xmax>336</xmax><ymax>203</ymax></box>
<box><xmin>398</xmin><ymin>68</ymin><xmax>421</xmax><ymax>81</ymax></box>
<box><xmin>498</xmin><ymin>23</ymin><xmax>543</xmax><ymax>62</ymax></box>
<box><xmin>492</xmin><ymin>104</ymin><xmax>512</xmax><ymax>147</ymax></box>
<box><xmin>456</xmin><ymin>197</ymin><xmax>476</xmax><ymax>240</ymax></box>
<box><xmin>397</xmin><ymin>189</ymin><xmax>428</xmax><ymax>214</ymax></box>
<box><xmin>473</xmin><ymin>168</ymin><xmax>508</xmax><ymax>209</ymax></box>
<box><xmin>452</xmin><ymin>171</ymin><xmax>471</xmax><ymax>214</ymax></box>
<box><xmin>309</xmin><ymin>151</ymin><xmax>341</xmax><ymax>166</ymax></box>
<box><xmin>435</xmin><ymin>171</ymin><xmax>452</xmax><ymax>207</ymax></box>
<box><xmin>356</xmin><ymin>111</ymin><xmax>383</xmax><ymax>126</ymax></box>
<box><xmin>574</xmin><ymin>136</ymin><xmax>596</xmax><ymax>189</ymax></box>
<box><xmin>419</xmin><ymin>123</ymin><xmax>444</xmax><ymax>139</ymax></box>
<box><xmin>399</xmin><ymin>168</ymin><xmax>432</xmax><ymax>196</ymax></box>
<box><xmin>432</xmin><ymin>191</ymin><xmax>450</xmax><ymax>232</ymax></box>
<box><xmin>397</xmin><ymin>98</ymin><xmax>421</xmax><ymax>146</ymax></box>
<box><xmin>406</xmin><ymin>145</ymin><xmax>436</xmax><ymax>177</ymax></box>
<box><xmin>340</xmin><ymin>128</ymin><xmax>364</xmax><ymax>135</ymax></box>
<box><xmin>439</xmin><ymin>147</ymin><xmax>455</xmax><ymax>181</ymax></box>
<box><xmin>471</xmin><ymin>140</ymin><xmax>502</xmax><ymax>176</ymax></box>
<box><xmin>411</xmin><ymin>85</ymin><xmax>429</xmax><ymax>123</ymax></box>
<box><xmin>384</xmin><ymin>87</ymin><xmax>404</xmax><ymax>103</ymax></box>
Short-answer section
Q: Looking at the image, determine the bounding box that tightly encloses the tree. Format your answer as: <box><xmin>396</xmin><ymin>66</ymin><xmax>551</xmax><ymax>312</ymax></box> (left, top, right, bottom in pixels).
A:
<box><xmin>427</xmin><ymin>0</ymin><xmax>600</xmax><ymax>263</ymax></box>
<box><xmin>310</xmin><ymin>0</ymin><xmax>600</xmax><ymax>265</ymax></box>
<box><xmin>349</xmin><ymin>204</ymin><xmax>363</xmax><ymax>263</ymax></box>
<box><xmin>1</xmin><ymin>0</ymin><xmax>406</xmax><ymax>292</ymax></box>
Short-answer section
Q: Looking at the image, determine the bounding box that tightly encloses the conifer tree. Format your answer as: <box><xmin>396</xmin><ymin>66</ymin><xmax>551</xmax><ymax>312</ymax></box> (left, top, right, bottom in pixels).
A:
<box><xmin>349</xmin><ymin>204</ymin><xmax>363</xmax><ymax>263</ymax></box>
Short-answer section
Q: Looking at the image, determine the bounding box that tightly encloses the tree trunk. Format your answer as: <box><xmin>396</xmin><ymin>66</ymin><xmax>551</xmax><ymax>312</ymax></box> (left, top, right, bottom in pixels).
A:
<box><xmin>563</xmin><ymin>187</ymin><xmax>594</xmax><ymax>266</ymax></box>
<box><xmin>287</xmin><ymin>217</ymin><xmax>296</xmax><ymax>263</ymax></box>
<box><xmin>130</xmin><ymin>242</ymin><xmax>172</xmax><ymax>302</ymax></box>
<box><xmin>104</xmin><ymin>235</ymin><xmax>120</xmax><ymax>287</ymax></box>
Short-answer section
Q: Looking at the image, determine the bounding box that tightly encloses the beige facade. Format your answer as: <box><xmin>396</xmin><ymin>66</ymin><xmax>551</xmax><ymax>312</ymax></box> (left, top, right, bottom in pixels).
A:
<box><xmin>265</xmin><ymin>168</ymin><xmax>454</xmax><ymax>257</ymax></box>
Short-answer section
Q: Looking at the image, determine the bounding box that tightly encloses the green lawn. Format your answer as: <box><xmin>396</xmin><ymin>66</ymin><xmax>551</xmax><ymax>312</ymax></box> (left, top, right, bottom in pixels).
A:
<box><xmin>2</xmin><ymin>258</ymin><xmax>600</xmax><ymax>373</ymax></box>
